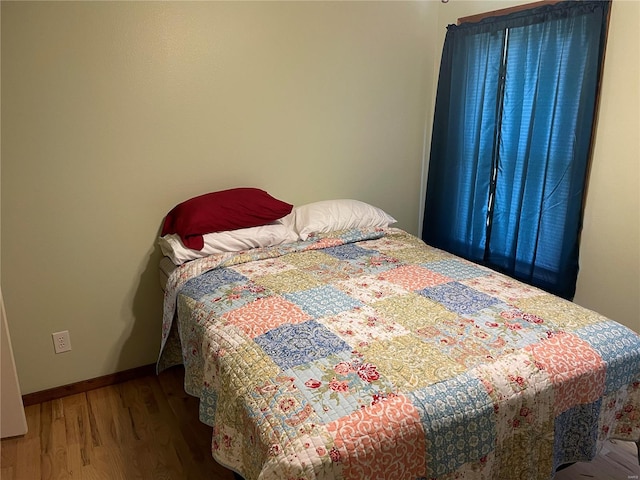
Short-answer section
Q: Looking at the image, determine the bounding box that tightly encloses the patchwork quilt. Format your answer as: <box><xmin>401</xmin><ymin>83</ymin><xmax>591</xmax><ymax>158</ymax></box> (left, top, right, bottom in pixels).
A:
<box><xmin>157</xmin><ymin>228</ymin><xmax>640</xmax><ymax>480</ymax></box>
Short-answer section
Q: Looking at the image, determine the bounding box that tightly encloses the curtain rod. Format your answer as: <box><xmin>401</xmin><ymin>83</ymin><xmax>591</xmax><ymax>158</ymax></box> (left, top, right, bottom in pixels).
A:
<box><xmin>457</xmin><ymin>0</ymin><xmax>564</xmax><ymax>25</ymax></box>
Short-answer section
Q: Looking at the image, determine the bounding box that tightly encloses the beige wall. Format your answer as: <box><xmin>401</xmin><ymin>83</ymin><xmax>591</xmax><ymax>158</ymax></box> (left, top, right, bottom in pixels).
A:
<box><xmin>573</xmin><ymin>0</ymin><xmax>640</xmax><ymax>334</ymax></box>
<box><xmin>2</xmin><ymin>0</ymin><xmax>638</xmax><ymax>395</ymax></box>
<box><xmin>1</xmin><ymin>1</ymin><xmax>437</xmax><ymax>394</ymax></box>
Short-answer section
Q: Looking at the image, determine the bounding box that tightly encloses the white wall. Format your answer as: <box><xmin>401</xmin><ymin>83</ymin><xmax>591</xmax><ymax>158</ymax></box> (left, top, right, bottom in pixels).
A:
<box><xmin>1</xmin><ymin>1</ymin><xmax>438</xmax><ymax>394</ymax></box>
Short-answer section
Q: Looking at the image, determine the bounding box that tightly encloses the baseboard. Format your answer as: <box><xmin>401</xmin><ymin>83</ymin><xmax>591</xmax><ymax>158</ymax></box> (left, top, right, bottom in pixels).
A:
<box><xmin>22</xmin><ymin>363</ymin><xmax>156</xmax><ymax>406</ymax></box>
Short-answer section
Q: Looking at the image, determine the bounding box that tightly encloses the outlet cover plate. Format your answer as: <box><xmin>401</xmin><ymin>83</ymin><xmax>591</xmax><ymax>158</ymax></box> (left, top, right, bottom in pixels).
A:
<box><xmin>52</xmin><ymin>331</ymin><xmax>72</xmax><ymax>354</ymax></box>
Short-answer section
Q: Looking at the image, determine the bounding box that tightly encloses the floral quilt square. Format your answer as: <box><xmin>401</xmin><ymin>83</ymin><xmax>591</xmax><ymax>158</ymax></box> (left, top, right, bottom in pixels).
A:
<box><xmin>283</xmin><ymin>286</ymin><xmax>364</xmax><ymax>319</ymax></box>
<box><xmin>302</xmin><ymin>261</ymin><xmax>364</xmax><ymax>284</ymax></box>
<box><xmin>464</xmin><ymin>303</ymin><xmax>549</xmax><ymax>350</ymax></box>
<box><xmin>254</xmin><ymin>320</ymin><xmax>352</xmax><ymax>370</ymax></box>
<box><xmin>221</xmin><ymin>295</ymin><xmax>312</xmax><ymax>338</ymax></box>
<box><xmin>182</xmin><ymin>267</ymin><xmax>247</xmax><ymax>300</ymax></box>
<box><xmin>229</xmin><ymin>257</ymin><xmax>296</xmax><ymax>278</ymax></box>
<box><xmin>198</xmin><ymin>281</ymin><xmax>269</xmax><ymax>316</ymax></box>
<box><xmin>288</xmin><ymin>351</ymin><xmax>396</xmax><ymax>423</ymax></box>
<box><xmin>461</xmin><ymin>273</ymin><xmax>541</xmax><ymax>302</ymax></box>
<box><xmin>344</xmin><ymin>254</ymin><xmax>402</xmax><ymax>275</ymax></box>
<box><xmin>378</xmin><ymin>265</ymin><xmax>451</xmax><ymax>291</ymax></box>
<box><xmin>419</xmin><ymin>282</ymin><xmax>501</xmax><ymax>316</ymax></box>
<box><xmin>319</xmin><ymin>305</ymin><xmax>409</xmax><ymax>348</ymax></box>
<box><xmin>357</xmin><ymin>235</ymin><xmax>419</xmax><ymax>252</ymax></box>
<box><xmin>335</xmin><ymin>274</ymin><xmax>407</xmax><ymax>304</ymax></box>
<box><xmin>246</xmin><ymin>375</ymin><xmax>323</xmax><ymax>447</ymax></box>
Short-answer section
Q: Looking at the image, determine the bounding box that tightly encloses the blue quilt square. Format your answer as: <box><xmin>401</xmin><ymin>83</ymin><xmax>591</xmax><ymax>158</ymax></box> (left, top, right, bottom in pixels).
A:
<box><xmin>419</xmin><ymin>282</ymin><xmax>500</xmax><ymax>316</ymax></box>
<box><xmin>283</xmin><ymin>285</ymin><xmax>363</xmax><ymax>319</ymax></box>
<box><xmin>254</xmin><ymin>320</ymin><xmax>352</xmax><ymax>370</ymax></box>
<box><xmin>423</xmin><ymin>259</ymin><xmax>489</xmax><ymax>280</ymax></box>
<box><xmin>573</xmin><ymin>321</ymin><xmax>640</xmax><ymax>394</ymax></box>
<box><xmin>199</xmin><ymin>281</ymin><xmax>268</xmax><ymax>316</ymax></box>
<box><xmin>407</xmin><ymin>373</ymin><xmax>496</xmax><ymax>477</ymax></box>
<box><xmin>322</xmin><ymin>243</ymin><xmax>376</xmax><ymax>260</ymax></box>
<box><xmin>181</xmin><ymin>267</ymin><xmax>247</xmax><ymax>301</ymax></box>
<box><xmin>553</xmin><ymin>399</ymin><xmax>600</xmax><ymax>470</ymax></box>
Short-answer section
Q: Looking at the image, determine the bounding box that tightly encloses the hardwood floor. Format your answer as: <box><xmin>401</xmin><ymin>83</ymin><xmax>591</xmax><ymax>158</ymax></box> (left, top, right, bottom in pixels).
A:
<box><xmin>2</xmin><ymin>366</ymin><xmax>638</xmax><ymax>480</ymax></box>
<box><xmin>1</xmin><ymin>367</ymin><xmax>235</xmax><ymax>480</ymax></box>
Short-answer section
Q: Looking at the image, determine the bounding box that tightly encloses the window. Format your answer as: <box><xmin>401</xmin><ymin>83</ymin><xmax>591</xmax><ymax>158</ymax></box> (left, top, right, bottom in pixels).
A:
<box><xmin>422</xmin><ymin>0</ymin><xmax>610</xmax><ymax>299</ymax></box>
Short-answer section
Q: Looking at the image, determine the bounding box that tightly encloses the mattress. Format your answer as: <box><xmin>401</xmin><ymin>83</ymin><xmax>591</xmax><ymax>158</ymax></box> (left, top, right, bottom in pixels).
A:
<box><xmin>159</xmin><ymin>255</ymin><xmax>177</xmax><ymax>292</ymax></box>
<box><xmin>157</xmin><ymin>227</ymin><xmax>640</xmax><ymax>480</ymax></box>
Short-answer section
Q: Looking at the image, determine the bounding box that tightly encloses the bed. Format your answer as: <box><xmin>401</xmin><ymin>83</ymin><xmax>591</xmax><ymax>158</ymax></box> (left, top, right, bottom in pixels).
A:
<box><xmin>156</xmin><ymin>191</ymin><xmax>640</xmax><ymax>480</ymax></box>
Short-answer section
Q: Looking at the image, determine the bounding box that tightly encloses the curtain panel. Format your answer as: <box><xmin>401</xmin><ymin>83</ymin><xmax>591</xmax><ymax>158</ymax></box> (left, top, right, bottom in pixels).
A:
<box><xmin>422</xmin><ymin>0</ymin><xmax>610</xmax><ymax>299</ymax></box>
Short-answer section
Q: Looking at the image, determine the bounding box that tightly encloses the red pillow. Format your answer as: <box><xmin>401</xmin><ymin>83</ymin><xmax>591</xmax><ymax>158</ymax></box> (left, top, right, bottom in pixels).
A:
<box><xmin>161</xmin><ymin>188</ymin><xmax>293</xmax><ymax>251</ymax></box>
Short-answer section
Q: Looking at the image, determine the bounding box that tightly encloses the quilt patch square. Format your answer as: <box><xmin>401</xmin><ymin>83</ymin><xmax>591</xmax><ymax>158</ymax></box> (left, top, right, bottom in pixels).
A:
<box><xmin>553</xmin><ymin>400</ymin><xmax>601</xmax><ymax>468</ymax></box>
<box><xmin>283</xmin><ymin>286</ymin><xmax>363</xmax><ymax>319</ymax></box>
<box><xmin>345</xmin><ymin>254</ymin><xmax>402</xmax><ymax>275</ymax></box>
<box><xmin>465</xmin><ymin>303</ymin><xmax>549</xmax><ymax>351</ymax></box>
<box><xmin>419</xmin><ymin>282</ymin><xmax>500</xmax><ymax>316</ymax></box>
<box><xmin>254</xmin><ymin>269</ymin><xmax>323</xmax><ymax>294</ymax></box>
<box><xmin>474</xmin><ymin>351</ymin><xmax>554</xmax><ymax>472</ymax></box>
<box><xmin>335</xmin><ymin>274</ymin><xmax>407</xmax><ymax>304</ymax></box>
<box><xmin>461</xmin><ymin>273</ymin><xmax>541</xmax><ymax>302</ymax></box>
<box><xmin>302</xmin><ymin>261</ymin><xmax>364</xmax><ymax>284</ymax></box>
<box><xmin>407</xmin><ymin>373</ymin><xmax>496</xmax><ymax>478</ymax></box>
<box><xmin>423</xmin><ymin>259</ymin><xmax>490</xmax><ymax>280</ymax></box>
<box><xmin>373</xmin><ymin>293</ymin><xmax>458</xmax><ymax>332</ymax></box>
<box><xmin>254</xmin><ymin>320</ymin><xmax>352</xmax><ymax>370</ymax></box>
<box><xmin>282</xmin><ymin>251</ymin><xmax>340</xmax><ymax>271</ymax></box>
<box><xmin>514</xmin><ymin>294</ymin><xmax>605</xmax><ymax>331</ymax></box>
<box><xmin>198</xmin><ymin>281</ymin><xmax>269</xmax><ymax>316</ymax></box>
<box><xmin>361</xmin><ymin>335</ymin><xmax>464</xmax><ymax>389</ymax></box>
<box><xmin>221</xmin><ymin>295</ymin><xmax>312</xmax><ymax>338</ymax></box>
<box><xmin>182</xmin><ymin>267</ymin><xmax>247</xmax><ymax>300</ymax></box>
<box><xmin>573</xmin><ymin>321</ymin><xmax>640</xmax><ymax>394</ymax></box>
<box><xmin>322</xmin><ymin>243</ymin><xmax>377</xmax><ymax>260</ymax></box>
<box><xmin>246</xmin><ymin>375</ymin><xmax>323</xmax><ymax>447</ymax></box>
<box><xmin>326</xmin><ymin>394</ymin><xmax>427</xmax><ymax>480</ymax></box>
<box><xmin>525</xmin><ymin>332</ymin><xmax>606</xmax><ymax>415</ymax></box>
<box><xmin>388</xmin><ymin>246</ymin><xmax>443</xmax><ymax>264</ymax></box>
<box><xmin>230</xmin><ymin>257</ymin><xmax>296</xmax><ymax>279</ymax></box>
<box><xmin>379</xmin><ymin>265</ymin><xmax>451</xmax><ymax>291</ymax></box>
<box><xmin>319</xmin><ymin>305</ymin><xmax>409</xmax><ymax>347</ymax></box>
<box><xmin>357</xmin><ymin>235</ymin><xmax>420</xmax><ymax>252</ymax></box>
<box><xmin>289</xmin><ymin>351</ymin><xmax>397</xmax><ymax>424</ymax></box>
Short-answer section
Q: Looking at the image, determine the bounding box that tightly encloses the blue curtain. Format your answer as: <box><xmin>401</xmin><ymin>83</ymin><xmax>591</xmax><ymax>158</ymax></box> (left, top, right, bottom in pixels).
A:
<box><xmin>422</xmin><ymin>1</ymin><xmax>610</xmax><ymax>299</ymax></box>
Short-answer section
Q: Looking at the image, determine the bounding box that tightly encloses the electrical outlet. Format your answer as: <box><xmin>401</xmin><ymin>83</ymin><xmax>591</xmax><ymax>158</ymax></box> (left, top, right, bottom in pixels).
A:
<box><xmin>52</xmin><ymin>330</ymin><xmax>72</xmax><ymax>354</ymax></box>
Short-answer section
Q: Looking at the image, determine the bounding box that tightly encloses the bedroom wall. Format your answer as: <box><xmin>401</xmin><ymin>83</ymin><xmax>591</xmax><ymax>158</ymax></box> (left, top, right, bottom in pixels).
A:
<box><xmin>3</xmin><ymin>0</ymin><xmax>637</xmax><ymax>396</ymax></box>
<box><xmin>430</xmin><ymin>0</ymin><xmax>640</xmax><ymax>333</ymax></box>
<box><xmin>1</xmin><ymin>1</ymin><xmax>438</xmax><ymax>394</ymax></box>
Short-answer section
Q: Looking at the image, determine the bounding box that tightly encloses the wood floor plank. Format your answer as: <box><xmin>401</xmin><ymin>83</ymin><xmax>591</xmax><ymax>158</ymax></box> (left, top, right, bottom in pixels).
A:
<box><xmin>6</xmin><ymin>404</ymin><xmax>42</xmax><ymax>480</ymax></box>
<box><xmin>3</xmin><ymin>367</ymin><xmax>637</xmax><ymax>479</ymax></box>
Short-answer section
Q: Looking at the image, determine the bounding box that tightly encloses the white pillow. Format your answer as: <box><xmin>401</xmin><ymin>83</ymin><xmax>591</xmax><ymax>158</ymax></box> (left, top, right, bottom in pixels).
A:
<box><xmin>292</xmin><ymin>199</ymin><xmax>396</xmax><ymax>240</ymax></box>
<box><xmin>159</xmin><ymin>223</ymin><xmax>298</xmax><ymax>265</ymax></box>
